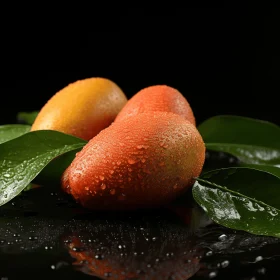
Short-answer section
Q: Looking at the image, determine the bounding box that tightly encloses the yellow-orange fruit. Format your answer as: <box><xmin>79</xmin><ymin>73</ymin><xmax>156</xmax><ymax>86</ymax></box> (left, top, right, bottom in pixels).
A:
<box><xmin>115</xmin><ymin>85</ymin><xmax>196</xmax><ymax>125</ymax></box>
<box><xmin>31</xmin><ymin>77</ymin><xmax>127</xmax><ymax>140</ymax></box>
<box><xmin>62</xmin><ymin>112</ymin><xmax>205</xmax><ymax>210</ymax></box>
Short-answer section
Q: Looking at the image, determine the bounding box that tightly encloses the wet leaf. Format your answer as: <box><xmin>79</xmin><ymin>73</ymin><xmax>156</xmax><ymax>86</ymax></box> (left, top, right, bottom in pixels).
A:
<box><xmin>240</xmin><ymin>163</ymin><xmax>280</xmax><ymax>179</ymax></box>
<box><xmin>33</xmin><ymin>149</ymin><xmax>79</xmax><ymax>185</ymax></box>
<box><xmin>0</xmin><ymin>125</ymin><xmax>31</xmax><ymax>144</ymax></box>
<box><xmin>0</xmin><ymin>130</ymin><xmax>86</xmax><ymax>206</ymax></box>
<box><xmin>17</xmin><ymin>111</ymin><xmax>39</xmax><ymax>125</ymax></box>
<box><xmin>193</xmin><ymin>167</ymin><xmax>280</xmax><ymax>238</ymax></box>
<box><xmin>198</xmin><ymin>115</ymin><xmax>280</xmax><ymax>166</ymax></box>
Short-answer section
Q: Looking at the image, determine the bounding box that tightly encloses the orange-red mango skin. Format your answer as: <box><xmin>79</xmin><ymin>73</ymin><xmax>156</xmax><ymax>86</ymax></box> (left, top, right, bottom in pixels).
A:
<box><xmin>63</xmin><ymin>112</ymin><xmax>205</xmax><ymax>210</ymax></box>
<box><xmin>115</xmin><ymin>85</ymin><xmax>196</xmax><ymax>126</ymax></box>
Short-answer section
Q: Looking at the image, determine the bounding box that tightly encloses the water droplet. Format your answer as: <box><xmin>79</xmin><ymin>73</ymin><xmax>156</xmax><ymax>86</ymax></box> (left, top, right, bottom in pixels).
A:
<box><xmin>99</xmin><ymin>175</ymin><xmax>104</xmax><ymax>180</ymax></box>
<box><xmin>51</xmin><ymin>265</ymin><xmax>56</xmax><ymax>270</ymax></box>
<box><xmin>116</xmin><ymin>161</ymin><xmax>121</xmax><ymax>166</ymax></box>
<box><xmin>221</xmin><ymin>260</ymin><xmax>229</xmax><ymax>268</ymax></box>
<box><xmin>128</xmin><ymin>158</ymin><xmax>136</xmax><ymax>164</ymax></box>
<box><xmin>101</xmin><ymin>183</ymin><xmax>106</xmax><ymax>190</ymax></box>
<box><xmin>257</xmin><ymin>267</ymin><xmax>266</xmax><ymax>274</ymax></box>
<box><xmin>84</xmin><ymin>186</ymin><xmax>89</xmax><ymax>191</ymax></box>
<box><xmin>152</xmin><ymin>237</ymin><xmax>157</xmax><ymax>241</ymax></box>
<box><xmin>28</xmin><ymin>236</ymin><xmax>38</xmax><ymax>241</ymax></box>
<box><xmin>95</xmin><ymin>254</ymin><xmax>104</xmax><ymax>260</ymax></box>
<box><xmin>206</xmin><ymin>251</ymin><xmax>213</xmax><ymax>257</ymax></box>
<box><xmin>104</xmin><ymin>272</ymin><xmax>112</xmax><ymax>277</ymax></box>
<box><xmin>72</xmin><ymin>247</ymin><xmax>85</xmax><ymax>252</ymax></box>
<box><xmin>110</xmin><ymin>189</ymin><xmax>116</xmax><ymax>195</ymax></box>
<box><xmin>218</xmin><ymin>234</ymin><xmax>227</xmax><ymax>241</ymax></box>
<box><xmin>255</xmin><ymin>255</ymin><xmax>263</xmax><ymax>262</ymax></box>
<box><xmin>209</xmin><ymin>271</ymin><xmax>217</xmax><ymax>278</ymax></box>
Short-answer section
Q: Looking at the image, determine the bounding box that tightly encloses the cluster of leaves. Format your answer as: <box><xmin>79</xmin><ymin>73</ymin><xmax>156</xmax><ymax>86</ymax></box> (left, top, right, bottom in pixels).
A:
<box><xmin>0</xmin><ymin>113</ymin><xmax>280</xmax><ymax>238</ymax></box>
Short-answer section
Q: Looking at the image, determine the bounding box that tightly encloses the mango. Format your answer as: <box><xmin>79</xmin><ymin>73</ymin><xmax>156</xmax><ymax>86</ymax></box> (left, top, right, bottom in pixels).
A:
<box><xmin>115</xmin><ymin>85</ymin><xmax>196</xmax><ymax>125</ymax></box>
<box><xmin>62</xmin><ymin>112</ymin><xmax>205</xmax><ymax>210</ymax></box>
<box><xmin>31</xmin><ymin>77</ymin><xmax>127</xmax><ymax>140</ymax></box>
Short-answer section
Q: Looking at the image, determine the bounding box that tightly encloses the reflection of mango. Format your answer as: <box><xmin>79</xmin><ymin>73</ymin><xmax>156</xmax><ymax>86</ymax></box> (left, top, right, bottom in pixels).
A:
<box><xmin>115</xmin><ymin>85</ymin><xmax>196</xmax><ymax>125</ymax></box>
<box><xmin>31</xmin><ymin>77</ymin><xmax>127</xmax><ymax>140</ymax></box>
<box><xmin>64</xmin><ymin>209</ymin><xmax>202</xmax><ymax>280</ymax></box>
<box><xmin>67</xmin><ymin>238</ymin><xmax>200</xmax><ymax>280</ymax></box>
<box><xmin>62</xmin><ymin>112</ymin><xmax>205</xmax><ymax>210</ymax></box>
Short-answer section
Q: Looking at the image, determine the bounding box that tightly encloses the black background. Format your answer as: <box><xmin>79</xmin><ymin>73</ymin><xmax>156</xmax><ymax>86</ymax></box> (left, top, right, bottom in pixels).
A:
<box><xmin>0</xmin><ymin>8</ymin><xmax>279</xmax><ymax>126</ymax></box>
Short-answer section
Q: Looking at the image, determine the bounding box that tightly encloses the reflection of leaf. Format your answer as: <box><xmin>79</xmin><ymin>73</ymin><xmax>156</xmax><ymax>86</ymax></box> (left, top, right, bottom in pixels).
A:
<box><xmin>0</xmin><ymin>125</ymin><xmax>31</xmax><ymax>144</ymax></box>
<box><xmin>193</xmin><ymin>167</ymin><xmax>280</xmax><ymax>238</ymax></box>
<box><xmin>17</xmin><ymin>111</ymin><xmax>39</xmax><ymax>125</ymax></box>
<box><xmin>198</xmin><ymin>115</ymin><xmax>280</xmax><ymax>165</ymax></box>
<box><xmin>0</xmin><ymin>130</ymin><xmax>86</xmax><ymax>206</ymax></box>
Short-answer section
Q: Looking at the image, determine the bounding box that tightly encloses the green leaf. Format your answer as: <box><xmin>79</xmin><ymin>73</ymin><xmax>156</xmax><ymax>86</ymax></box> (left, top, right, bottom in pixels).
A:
<box><xmin>239</xmin><ymin>163</ymin><xmax>280</xmax><ymax>179</ymax></box>
<box><xmin>193</xmin><ymin>167</ymin><xmax>280</xmax><ymax>238</ymax></box>
<box><xmin>198</xmin><ymin>115</ymin><xmax>280</xmax><ymax>165</ymax></box>
<box><xmin>0</xmin><ymin>130</ymin><xmax>86</xmax><ymax>206</ymax></box>
<box><xmin>0</xmin><ymin>125</ymin><xmax>31</xmax><ymax>144</ymax></box>
<box><xmin>17</xmin><ymin>111</ymin><xmax>39</xmax><ymax>125</ymax></box>
<box><xmin>33</xmin><ymin>149</ymin><xmax>79</xmax><ymax>185</ymax></box>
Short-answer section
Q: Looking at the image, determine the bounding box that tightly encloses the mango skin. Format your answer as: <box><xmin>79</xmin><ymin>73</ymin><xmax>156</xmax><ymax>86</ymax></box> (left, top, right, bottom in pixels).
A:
<box><xmin>62</xmin><ymin>112</ymin><xmax>205</xmax><ymax>210</ymax></box>
<box><xmin>31</xmin><ymin>77</ymin><xmax>127</xmax><ymax>140</ymax></box>
<box><xmin>115</xmin><ymin>85</ymin><xmax>196</xmax><ymax>125</ymax></box>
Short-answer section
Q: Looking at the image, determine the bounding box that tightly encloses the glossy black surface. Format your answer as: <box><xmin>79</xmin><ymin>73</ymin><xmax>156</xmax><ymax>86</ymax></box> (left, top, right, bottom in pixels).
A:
<box><xmin>1</xmin><ymin>152</ymin><xmax>280</xmax><ymax>280</ymax></box>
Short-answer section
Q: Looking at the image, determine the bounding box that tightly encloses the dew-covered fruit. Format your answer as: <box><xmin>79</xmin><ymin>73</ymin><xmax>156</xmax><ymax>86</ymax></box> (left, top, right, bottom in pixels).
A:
<box><xmin>62</xmin><ymin>112</ymin><xmax>205</xmax><ymax>210</ymax></box>
<box><xmin>31</xmin><ymin>77</ymin><xmax>127</xmax><ymax>140</ymax></box>
<box><xmin>115</xmin><ymin>85</ymin><xmax>196</xmax><ymax>125</ymax></box>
